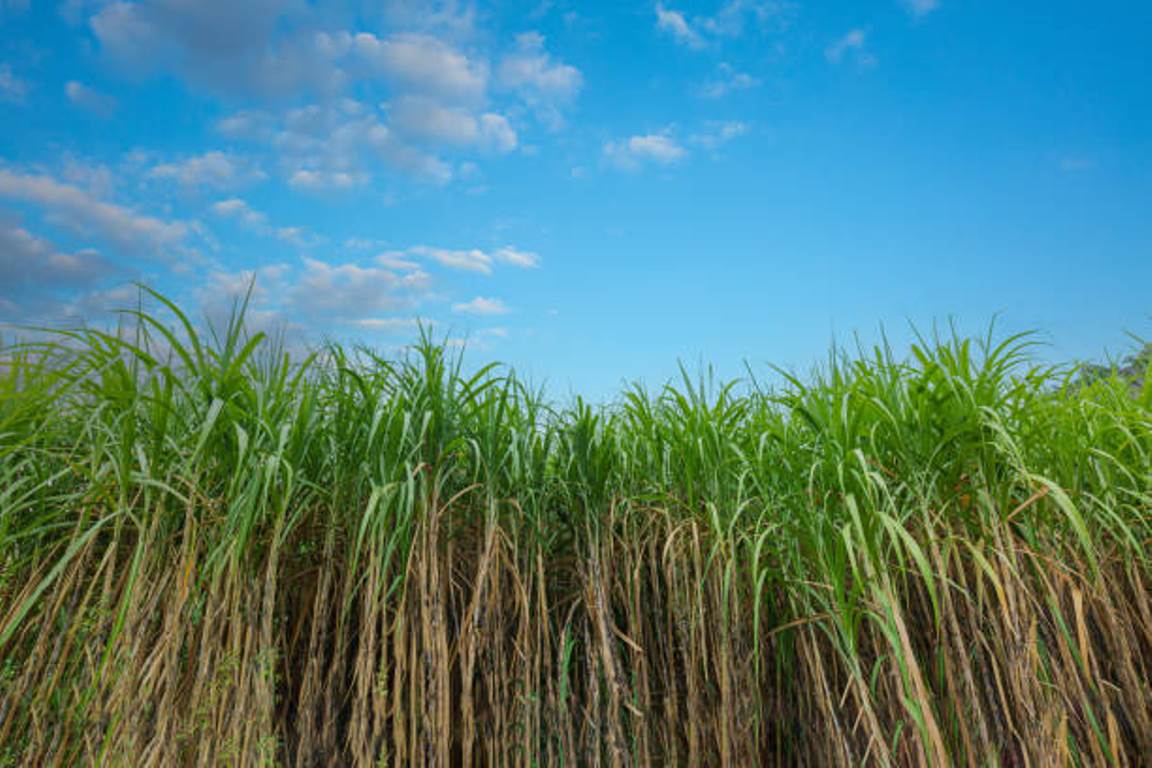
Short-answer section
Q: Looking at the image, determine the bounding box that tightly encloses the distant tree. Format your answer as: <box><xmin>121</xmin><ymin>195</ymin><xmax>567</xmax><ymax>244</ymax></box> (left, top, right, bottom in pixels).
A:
<box><xmin>1078</xmin><ymin>339</ymin><xmax>1150</xmax><ymax>392</ymax></box>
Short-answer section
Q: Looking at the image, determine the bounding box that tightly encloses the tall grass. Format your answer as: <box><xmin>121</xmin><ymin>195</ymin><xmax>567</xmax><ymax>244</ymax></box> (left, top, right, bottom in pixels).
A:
<box><xmin>1</xmin><ymin>290</ymin><xmax>1150</xmax><ymax>766</ymax></box>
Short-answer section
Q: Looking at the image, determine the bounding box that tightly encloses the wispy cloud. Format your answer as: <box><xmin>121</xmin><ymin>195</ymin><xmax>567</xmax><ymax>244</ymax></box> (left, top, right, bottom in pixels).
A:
<box><xmin>354</xmin><ymin>316</ymin><xmax>423</xmax><ymax>333</ymax></box>
<box><xmin>452</xmin><ymin>296</ymin><xmax>510</xmax><ymax>315</ymax></box>
<box><xmin>210</xmin><ymin>197</ymin><xmax>314</xmax><ymax>245</ymax></box>
<box><xmin>656</xmin><ymin>1</ymin><xmax>789</xmax><ymax>49</ymax></box>
<box><xmin>655</xmin><ymin>4</ymin><xmax>705</xmax><ymax>49</ymax></box>
<box><xmin>0</xmin><ymin>64</ymin><xmax>27</xmax><ymax>103</ymax></box>
<box><xmin>689</xmin><ymin>120</ymin><xmax>749</xmax><ymax>149</ymax></box>
<box><xmin>498</xmin><ymin>32</ymin><xmax>582</xmax><ymax>102</ymax></box>
<box><xmin>699</xmin><ymin>63</ymin><xmax>760</xmax><ymax>99</ymax></box>
<box><xmin>901</xmin><ymin>0</ymin><xmax>939</xmax><ymax>18</ymax></box>
<box><xmin>497</xmin><ymin>32</ymin><xmax>583</xmax><ymax>128</ymax></box>
<box><xmin>65</xmin><ymin>81</ymin><xmax>117</xmax><ymax>116</ymax></box>
<box><xmin>393</xmin><ymin>244</ymin><xmax>541</xmax><ymax>274</ymax></box>
<box><xmin>1059</xmin><ymin>155</ymin><xmax>1097</xmax><ymax>173</ymax></box>
<box><xmin>826</xmin><ymin>29</ymin><xmax>876</xmax><ymax>67</ymax></box>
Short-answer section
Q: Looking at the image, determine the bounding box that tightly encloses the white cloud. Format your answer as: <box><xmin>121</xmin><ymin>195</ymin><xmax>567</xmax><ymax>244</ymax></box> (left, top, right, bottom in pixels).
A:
<box><xmin>376</xmin><ymin>250</ymin><xmax>422</xmax><ymax>270</ymax></box>
<box><xmin>690</xmin><ymin>120</ymin><xmax>749</xmax><ymax>149</ymax></box>
<box><xmin>0</xmin><ymin>169</ymin><xmax>190</xmax><ymax>258</ymax></box>
<box><xmin>355</xmin><ymin>316</ymin><xmax>423</xmax><ymax>332</ymax></box>
<box><xmin>288</xmin><ymin>169</ymin><xmax>367</xmax><ymax>191</ymax></box>
<box><xmin>477</xmin><ymin>113</ymin><xmax>518</xmax><ymax>153</ymax></box>
<box><xmin>291</xmin><ymin>257</ymin><xmax>430</xmax><ymax>319</ymax></box>
<box><xmin>492</xmin><ymin>246</ymin><xmax>539</xmax><ymax>268</ymax></box>
<box><xmin>700</xmin><ymin>63</ymin><xmax>760</xmax><ymax>98</ymax></box>
<box><xmin>211</xmin><ymin>197</ymin><xmax>267</xmax><ymax>228</ymax></box>
<box><xmin>605</xmin><ymin>132</ymin><xmax>687</xmax><ymax>170</ymax></box>
<box><xmin>210</xmin><ymin>197</ymin><xmax>314</xmax><ymax>246</ymax></box>
<box><xmin>61</xmin><ymin>159</ymin><xmax>116</xmax><ymax>199</ymax></box>
<box><xmin>271</xmin><ymin>100</ymin><xmax>452</xmax><ymax>188</ymax></box>
<box><xmin>452</xmin><ymin>296</ymin><xmax>510</xmax><ymax>315</ymax></box>
<box><xmin>90</xmin><ymin>0</ymin><xmax>344</xmax><ymax>99</ymax></box>
<box><xmin>901</xmin><ymin>0</ymin><xmax>939</xmax><ymax>18</ymax></box>
<box><xmin>65</xmin><ymin>81</ymin><xmax>117</xmax><ymax>116</ymax></box>
<box><xmin>655</xmin><ymin>5</ymin><xmax>705</xmax><ymax>49</ymax></box>
<box><xmin>826</xmin><ymin>29</ymin><xmax>875</xmax><ymax>66</ymax></box>
<box><xmin>388</xmin><ymin>96</ymin><xmax>518</xmax><ymax>153</ymax></box>
<box><xmin>349</xmin><ymin>32</ymin><xmax>488</xmax><ymax>104</ymax></box>
<box><xmin>0</xmin><ymin>64</ymin><xmax>27</xmax><ymax>103</ymax></box>
<box><xmin>193</xmin><ymin>264</ymin><xmax>296</xmax><ymax>336</ymax></box>
<box><xmin>275</xmin><ymin>226</ymin><xmax>309</xmax><ymax>246</ymax></box>
<box><xmin>702</xmin><ymin>0</ymin><xmax>788</xmax><ymax>37</ymax></box>
<box><xmin>376</xmin><ymin>0</ymin><xmax>476</xmax><ymax>36</ymax></box>
<box><xmin>496</xmin><ymin>32</ymin><xmax>582</xmax><ymax>129</ymax></box>
<box><xmin>398</xmin><ymin>243</ymin><xmax>540</xmax><ymax>273</ymax></box>
<box><xmin>150</xmin><ymin>151</ymin><xmax>265</xmax><ymax>189</ymax></box>
<box><xmin>198</xmin><ymin>263</ymin><xmax>288</xmax><ymax>304</ymax></box>
<box><xmin>0</xmin><ymin>222</ymin><xmax>115</xmax><ymax>289</ymax></box>
<box><xmin>410</xmin><ymin>245</ymin><xmax>493</xmax><ymax>273</ymax></box>
<box><xmin>498</xmin><ymin>32</ymin><xmax>582</xmax><ymax>102</ymax></box>
<box><xmin>216</xmin><ymin>110</ymin><xmax>276</xmax><ymax>140</ymax></box>
<box><xmin>657</xmin><ymin>1</ymin><xmax>787</xmax><ymax>48</ymax></box>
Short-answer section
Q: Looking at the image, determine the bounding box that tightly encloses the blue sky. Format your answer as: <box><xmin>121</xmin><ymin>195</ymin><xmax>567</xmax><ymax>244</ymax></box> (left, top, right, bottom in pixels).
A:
<box><xmin>0</xmin><ymin>0</ymin><xmax>1149</xmax><ymax>397</ymax></box>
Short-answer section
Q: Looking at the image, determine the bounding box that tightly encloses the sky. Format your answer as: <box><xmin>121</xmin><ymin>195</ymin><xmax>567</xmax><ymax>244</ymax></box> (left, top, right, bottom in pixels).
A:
<box><xmin>0</xmin><ymin>0</ymin><xmax>1149</xmax><ymax>398</ymax></box>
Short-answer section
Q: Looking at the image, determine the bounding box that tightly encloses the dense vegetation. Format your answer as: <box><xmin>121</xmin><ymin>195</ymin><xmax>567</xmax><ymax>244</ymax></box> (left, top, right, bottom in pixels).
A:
<box><xmin>1</xmin><ymin>291</ymin><xmax>1149</xmax><ymax>766</ymax></box>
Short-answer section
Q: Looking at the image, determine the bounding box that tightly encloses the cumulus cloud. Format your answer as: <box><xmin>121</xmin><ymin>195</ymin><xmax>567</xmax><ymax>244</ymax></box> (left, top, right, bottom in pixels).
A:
<box><xmin>375</xmin><ymin>0</ymin><xmax>476</xmax><ymax>36</ymax></box>
<box><xmin>604</xmin><ymin>132</ymin><xmax>687</xmax><ymax>170</ymax></box>
<box><xmin>192</xmin><ymin>264</ymin><xmax>297</xmax><ymax>336</ymax></box>
<box><xmin>388</xmin><ymin>96</ymin><xmax>517</xmax><ymax>153</ymax></box>
<box><xmin>290</xmin><ymin>257</ymin><xmax>430</xmax><ymax>319</ymax></box>
<box><xmin>0</xmin><ymin>221</ymin><xmax>115</xmax><ymax>290</ymax></box>
<box><xmin>0</xmin><ymin>220</ymin><xmax>124</xmax><ymax>325</ymax></box>
<box><xmin>0</xmin><ymin>64</ymin><xmax>27</xmax><ymax>103</ymax></box>
<box><xmin>288</xmin><ymin>169</ymin><xmax>367</xmax><ymax>191</ymax></box>
<box><xmin>270</xmin><ymin>100</ymin><xmax>452</xmax><ymax>188</ymax></box>
<box><xmin>498</xmin><ymin>32</ymin><xmax>582</xmax><ymax>103</ymax></box>
<box><xmin>211</xmin><ymin>197</ymin><xmax>266</xmax><ymax>227</ymax></box>
<box><xmin>149</xmin><ymin>151</ymin><xmax>265</xmax><ymax>189</ymax></box>
<box><xmin>90</xmin><ymin>0</ymin><xmax>344</xmax><ymax>99</ymax></box>
<box><xmin>65</xmin><ymin>81</ymin><xmax>117</xmax><ymax>116</ymax></box>
<box><xmin>347</xmin><ymin>32</ymin><xmax>488</xmax><ymax>104</ymax></box>
<box><xmin>826</xmin><ymin>29</ymin><xmax>875</xmax><ymax>66</ymax></box>
<box><xmin>452</xmin><ymin>296</ymin><xmax>509</xmax><ymax>315</ymax></box>
<box><xmin>216</xmin><ymin>110</ymin><xmax>276</xmax><ymax>141</ymax></box>
<box><xmin>496</xmin><ymin>32</ymin><xmax>582</xmax><ymax>129</ymax></box>
<box><xmin>90</xmin><ymin>7</ymin><xmax>578</xmax><ymax>187</ymax></box>
<box><xmin>198</xmin><ymin>263</ymin><xmax>288</xmax><ymax>303</ymax></box>
<box><xmin>0</xmin><ymin>169</ymin><xmax>191</xmax><ymax>258</ymax></box>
